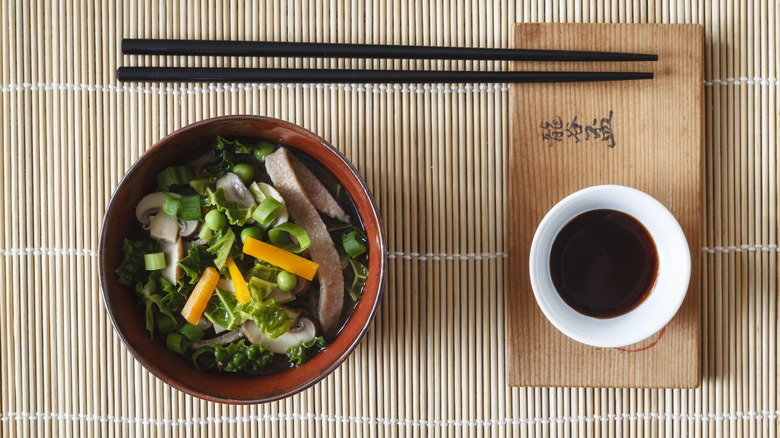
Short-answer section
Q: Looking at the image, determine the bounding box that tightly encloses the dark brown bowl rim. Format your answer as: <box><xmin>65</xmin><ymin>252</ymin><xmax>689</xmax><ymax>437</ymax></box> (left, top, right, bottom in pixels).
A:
<box><xmin>98</xmin><ymin>115</ymin><xmax>386</xmax><ymax>404</ymax></box>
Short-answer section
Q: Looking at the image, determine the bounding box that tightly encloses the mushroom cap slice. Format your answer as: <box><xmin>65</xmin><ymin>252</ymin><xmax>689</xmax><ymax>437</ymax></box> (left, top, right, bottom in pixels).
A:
<box><xmin>148</xmin><ymin>211</ymin><xmax>181</xmax><ymax>243</ymax></box>
<box><xmin>178</xmin><ymin>219</ymin><xmax>200</xmax><ymax>237</ymax></box>
<box><xmin>161</xmin><ymin>238</ymin><xmax>184</xmax><ymax>285</ymax></box>
<box><xmin>240</xmin><ymin>317</ymin><xmax>317</xmax><ymax>354</ymax></box>
<box><xmin>266</xmin><ymin>288</ymin><xmax>295</xmax><ymax>304</ymax></box>
<box><xmin>135</xmin><ymin>192</ymin><xmax>168</xmax><ymax>227</ymax></box>
<box><xmin>216</xmin><ymin>172</ymin><xmax>257</xmax><ymax>209</ymax></box>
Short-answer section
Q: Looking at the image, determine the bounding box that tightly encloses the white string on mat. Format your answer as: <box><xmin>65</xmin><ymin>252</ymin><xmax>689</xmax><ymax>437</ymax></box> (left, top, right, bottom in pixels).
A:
<box><xmin>702</xmin><ymin>244</ymin><xmax>779</xmax><ymax>254</ymax></box>
<box><xmin>2</xmin><ymin>411</ymin><xmax>778</xmax><ymax>426</ymax></box>
<box><xmin>0</xmin><ymin>247</ymin><xmax>99</xmax><ymax>257</ymax></box>
<box><xmin>1</xmin><ymin>77</ymin><xmax>778</xmax><ymax>95</ymax></box>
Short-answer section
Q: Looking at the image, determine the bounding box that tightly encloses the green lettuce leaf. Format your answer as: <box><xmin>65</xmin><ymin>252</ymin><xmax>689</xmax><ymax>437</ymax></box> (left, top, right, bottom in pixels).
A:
<box><xmin>202</xmin><ymin>137</ymin><xmax>257</xmax><ymax>181</ymax></box>
<box><xmin>248</xmin><ymin>276</ymin><xmax>276</xmax><ymax>302</ymax></box>
<box><xmin>207</xmin><ymin>227</ymin><xmax>236</xmax><ymax>271</ymax></box>
<box><xmin>205</xmin><ymin>187</ymin><xmax>254</xmax><ymax>226</ymax></box>
<box><xmin>212</xmin><ymin>340</ymin><xmax>274</xmax><ymax>373</ymax></box>
<box><xmin>286</xmin><ymin>336</ymin><xmax>326</xmax><ymax>366</ymax></box>
<box><xmin>252</xmin><ymin>260</ymin><xmax>281</xmax><ymax>282</ymax></box>
<box><xmin>158</xmin><ymin>275</ymin><xmax>189</xmax><ymax>313</ymax></box>
<box><xmin>203</xmin><ymin>287</ymin><xmax>239</xmax><ymax>330</ymax></box>
<box><xmin>135</xmin><ymin>275</ymin><xmax>178</xmax><ymax>338</ymax></box>
<box><xmin>178</xmin><ymin>244</ymin><xmax>215</xmax><ymax>284</ymax></box>
<box><xmin>115</xmin><ymin>238</ymin><xmax>160</xmax><ymax>286</ymax></box>
<box><xmin>238</xmin><ymin>299</ymin><xmax>292</xmax><ymax>339</ymax></box>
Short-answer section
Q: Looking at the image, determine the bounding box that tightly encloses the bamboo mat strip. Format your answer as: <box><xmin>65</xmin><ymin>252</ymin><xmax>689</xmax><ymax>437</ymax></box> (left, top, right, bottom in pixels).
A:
<box><xmin>1</xmin><ymin>1</ymin><xmax>779</xmax><ymax>437</ymax></box>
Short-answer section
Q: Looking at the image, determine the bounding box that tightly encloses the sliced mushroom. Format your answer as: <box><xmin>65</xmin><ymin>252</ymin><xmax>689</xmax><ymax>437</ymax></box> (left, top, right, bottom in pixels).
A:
<box><xmin>178</xmin><ymin>219</ymin><xmax>200</xmax><ymax>238</ymax></box>
<box><xmin>217</xmin><ymin>278</ymin><xmax>234</xmax><ymax>292</ymax></box>
<box><xmin>189</xmin><ymin>329</ymin><xmax>243</xmax><ymax>349</ymax></box>
<box><xmin>280</xmin><ymin>305</ymin><xmax>301</xmax><ymax>322</ymax></box>
<box><xmin>196</xmin><ymin>315</ymin><xmax>213</xmax><ymax>331</ymax></box>
<box><xmin>240</xmin><ymin>317</ymin><xmax>317</xmax><ymax>354</ymax></box>
<box><xmin>216</xmin><ymin>172</ymin><xmax>257</xmax><ymax>209</ymax></box>
<box><xmin>266</xmin><ymin>288</ymin><xmax>295</xmax><ymax>304</ymax></box>
<box><xmin>161</xmin><ymin>238</ymin><xmax>184</xmax><ymax>285</ymax></box>
<box><xmin>148</xmin><ymin>211</ymin><xmax>180</xmax><ymax>243</ymax></box>
<box><xmin>135</xmin><ymin>192</ymin><xmax>168</xmax><ymax>228</ymax></box>
<box><xmin>290</xmin><ymin>277</ymin><xmax>310</xmax><ymax>296</ymax></box>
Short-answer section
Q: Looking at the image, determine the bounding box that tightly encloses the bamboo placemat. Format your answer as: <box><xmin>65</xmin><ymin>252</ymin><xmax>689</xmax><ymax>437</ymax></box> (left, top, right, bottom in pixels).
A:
<box><xmin>1</xmin><ymin>1</ymin><xmax>778</xmax><ymax>437</ymax></box>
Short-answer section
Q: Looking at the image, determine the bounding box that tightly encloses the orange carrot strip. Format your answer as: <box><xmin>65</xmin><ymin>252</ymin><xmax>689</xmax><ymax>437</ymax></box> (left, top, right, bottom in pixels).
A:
<box><xmin>226</xmin><ymin>257</ymin><xmax>251</xmax><ymax>304</ymax></box>
<box><xmin>181</xmin><ymin>266</ymin><xmax>220</xmax><ymax>325</ymax></box>
<box><xmin>243</xmin><ymin>237</ymin><xmax>319</xmax><ymax>281</ymax></box>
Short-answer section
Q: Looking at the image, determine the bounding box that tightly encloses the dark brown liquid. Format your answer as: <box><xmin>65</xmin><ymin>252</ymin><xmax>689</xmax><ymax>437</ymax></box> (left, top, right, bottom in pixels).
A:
<box><xmin>550</xmin><ymin>209</ymin><xmax>658</xmax><ymax>318</ymax></box>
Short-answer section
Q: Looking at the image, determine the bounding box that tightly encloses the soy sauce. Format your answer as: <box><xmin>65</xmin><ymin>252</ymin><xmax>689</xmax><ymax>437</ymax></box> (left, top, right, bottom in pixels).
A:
<box><xmin>549</xmin><ymin>209</ymin><xmax>658</xmax><ymax>318</ymax></box>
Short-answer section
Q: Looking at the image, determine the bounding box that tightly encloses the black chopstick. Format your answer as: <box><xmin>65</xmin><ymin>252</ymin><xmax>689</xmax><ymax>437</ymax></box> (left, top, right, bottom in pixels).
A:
<box><xmin>122</xmin><ymin>39</ymin><xmax>659</xmax><ymax>63</ymax></box>
<box><xmin>116</xmin><ymin>67</ymin><xmax>653</xmax><ymax>83</ymax></box>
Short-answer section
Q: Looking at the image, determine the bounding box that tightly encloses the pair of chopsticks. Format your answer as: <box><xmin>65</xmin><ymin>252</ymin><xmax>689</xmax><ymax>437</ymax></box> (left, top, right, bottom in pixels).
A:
<box><xmin>118</xmin><ymin>39</ymin><xmax>657</xmax><ymax>83</ymax></box>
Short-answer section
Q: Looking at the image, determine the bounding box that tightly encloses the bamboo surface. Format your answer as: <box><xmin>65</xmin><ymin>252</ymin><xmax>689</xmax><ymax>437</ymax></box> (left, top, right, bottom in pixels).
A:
<box><xmin>0</xmin><ymin>1</ymin><xmax>778</xmax><ymax>437</ymax></box>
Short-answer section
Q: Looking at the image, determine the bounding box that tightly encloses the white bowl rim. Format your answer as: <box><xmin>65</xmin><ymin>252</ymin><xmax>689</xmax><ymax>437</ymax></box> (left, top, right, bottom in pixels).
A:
<box><xmin>529</xmin><ymin>185</ymin><xmax>691</xmax><ymax>348</ymax></box>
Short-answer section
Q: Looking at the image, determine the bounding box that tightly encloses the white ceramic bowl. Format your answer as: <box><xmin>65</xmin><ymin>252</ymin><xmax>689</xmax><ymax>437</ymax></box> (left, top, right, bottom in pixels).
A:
<box><xmin>529</xmin><ymin>185</ymin><xmax>691</xmax><ymax>348</ymax></box>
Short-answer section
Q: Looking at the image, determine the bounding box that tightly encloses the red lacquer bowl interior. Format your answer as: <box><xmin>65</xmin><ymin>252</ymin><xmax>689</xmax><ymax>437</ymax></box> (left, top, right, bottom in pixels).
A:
<box><xmin>99</xmin><ymin>115</ymin><xmax>386</xmax><ymax>404</ymax></box>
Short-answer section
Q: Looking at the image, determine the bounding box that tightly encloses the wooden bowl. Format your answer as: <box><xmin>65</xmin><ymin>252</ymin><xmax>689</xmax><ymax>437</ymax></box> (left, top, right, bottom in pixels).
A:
<box><xmin>99</xmin><ymin>115</ymin><xmax>386</xmax><ymax>404</ymax></box>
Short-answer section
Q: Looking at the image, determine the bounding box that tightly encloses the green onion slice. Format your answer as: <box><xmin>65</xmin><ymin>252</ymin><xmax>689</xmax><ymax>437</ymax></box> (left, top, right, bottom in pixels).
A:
<box><xmin>144</xmin><ymin>252</ymin><xmax>167</xmax><ymax>271</ymax></box>
<box><xmin>175</xmin><ymin>165</ymin><xmax>194</xmax><ymax>185</ymax></box>
<box><xmin>162</xmin><ymin>193</ymin><xmax>181</xmax><ymax>219</ymax></box>
<box><xmin>192</xmin><ymin>347</ymin><xmax>216</xmax><ymax>371</ymax></box>
<box><xmin>157</xmin><ymin>167</ymin><xmax>180</xmax><ymax>191</ymax></box>
<box><xmin>166</xmin><ymin>332</ymin><xmax>187</xmax><ymax>354</ymax></box>
<box><xmin>179</xmin><ymin>323</ymin><xmax>205</xmax><ymax>342</ymax></box>
<box><xmin>342</xmin><ymin>230</ymin><xmax>367</xmax><ymax>258</ymax></box>
<box><xmin>180</xmin><ymin>195</ymin><xmax>202</xmax><ymax>221</ymax></box>
<box><xmin>155</xmin><ymin>313</ymin><xmax>176</xmax><ymax>335</ymax></box>
<box><xmin>346</xmin><ymin>259</ymin><xmax>368</xmax><ymax>302</ymax></box>
<box><xmin>251</xmin><ymin>196</ymin><xmax>283</xmax><ymax>224</ymax></box>
<box><xmin>268</xmin><ymin>223</ymin><xmax>311</xmax><ymax>254</ymax></box>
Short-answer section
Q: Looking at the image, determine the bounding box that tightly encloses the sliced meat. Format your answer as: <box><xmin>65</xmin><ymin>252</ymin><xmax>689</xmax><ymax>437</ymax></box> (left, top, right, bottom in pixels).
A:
<box><xmin>291</xmin><ymin>158</ymin><xmax>351</xmax><ymax>223</ymax></box>
<box><xmin>265</xmin><ymin>148</ymin><xmax>344</xmax><ymax>334</ymax></box>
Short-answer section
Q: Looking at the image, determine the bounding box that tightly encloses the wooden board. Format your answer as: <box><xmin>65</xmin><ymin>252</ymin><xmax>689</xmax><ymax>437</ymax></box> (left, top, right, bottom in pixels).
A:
<box><xmin>507</xmin><ymin>23</ymin><xmax>703</xmax><ymax>388</ymax></box>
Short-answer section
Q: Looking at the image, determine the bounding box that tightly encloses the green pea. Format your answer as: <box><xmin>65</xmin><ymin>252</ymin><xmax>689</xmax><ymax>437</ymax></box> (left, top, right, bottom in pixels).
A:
<box><xmin>240</xmin><ymin>226</ymin><xmax>263</xmax><ymax>243</ymax></box>
<box><xmin>231</xmin><ymin>163</ymin><xmax>255</xmax><ymax>184</ymax></box>
<box><xmin>277</xmin><ymin>270</ymin><xmax>298</xmax><ymax>292</ymax></box>
<box><xmin>253</xmin><ymin>142</ymin><xmax>276</xmax><ymax>162</ymax></box>
<box><xmin>205</xmin><ymin>209</ymin><xmax>227</xmax><ymax>231</ymax></box>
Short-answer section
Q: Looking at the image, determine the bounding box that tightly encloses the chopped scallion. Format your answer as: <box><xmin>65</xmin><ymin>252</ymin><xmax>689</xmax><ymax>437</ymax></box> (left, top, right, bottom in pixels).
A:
<box><xmin>198</xmin><ymin>225</ymin><xmax>214</xmax><ymax>242</ymax></box>
<box><xmin>162</xmin><ymin>193</ymin><xmax>181</xmax><ymax>219</ymax></box>
<box><xmin>144</xmin><ymin>252</ymin><xmax>167</xmax><ymax>271</ymax></box>
<box><xmin>342</xmin><ymin>230</ymin><xmax>367</xmax><ymax>258</ymax></box>
<box><xmin>157</xmin><ymin>166</ymin><xmax>180</xmax><ymax>191</ymax></box>
<box><xmin>346</xmin><ymin>259</ymin><xmax>368</xmax><ymax>302</ymax></box>
<box><xmin>155</xmin><ymin>313</ymin><xmax>176</xmax><ymax>335</ymax></box>
<box><xmin>175</xmin><ymin>165</ymin><xmax>195</xmax><ymax>185</ymax></box>
<box><xmin>166</xmin><ymin>332</ymin><xmax>187</xmax><ymax>354</ymax></box>
<box><xmin>268</xmin><ymin>223</ymin><xmax>311</xmax><ymax>254</ymax></box>
<box><xmin>180</xmin><ymin>195</ymin><xmax>202</xmax><ymax>221</ymax></box>
<box><xmin>251</xmin><ymin>196</ymin><xmax>283</xmax><ymax>224</ymax></box>
<box><xmin>179</xmin><ymin>323</ymin><xmax>205</xmax><ymax>342</ymax></box>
